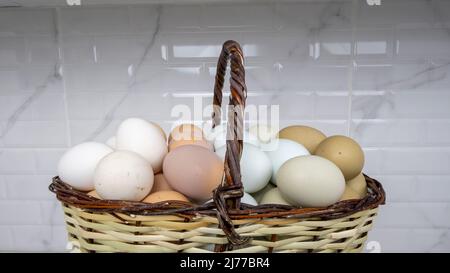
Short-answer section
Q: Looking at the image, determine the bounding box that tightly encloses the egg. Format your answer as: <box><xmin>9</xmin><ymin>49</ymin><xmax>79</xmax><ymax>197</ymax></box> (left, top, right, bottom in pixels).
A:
<box><xmin>241</xmin><ymin>192</ymin><xmax>258</xmax><ymax>206</ymax></box>
<box><xmin>87</xmin><ymin>190</ymin><xmax>101</xmax><ymax>199</ymax></box>
<box><xmin>106</xmin><ymin>136</ymin><xmax>116</xmax><ymax>149</ymax></box>
<box><xmin>116</xmin><ymin>118</ymin><xmax>168</xmax><ymax>173</ymax></box>
<box><xmin>278</xmin><ymin>125</ymin><xmax>326</xmax><ymax>154</ymax></box>
<box><xmin>169</xmin><ymin>124</ymin><xmax>204</xmax><ymax>143</ymax></box>
<box><xmin>150</xmin><ymin>121</ymin><xmax>167</xmax><ymax>140</ymax></box>
<box><xmin>215</xmin><ymin>143</ymin><xmax>271</xmax><ymax>193</ymax></box>
<box><xmin>346</xmin><ymin>173</ymin><xmax>367</xmax><ymax>198</ymax></box>
<box><xmin>265</xmin><ymin>139</ymin><xmax>310</xmax><ymax>185</ymax></box>
<box><xmin>142</xmin><ymin>191</ymin><xmax>189</xmax><ymax>203</ymax></box>
<box><xmin>339</xmin><ymin>186</ymin><xmax>362</xmax><ymax>201</ymax></box>
<box><xmin>315</xmin><ymin>135</ymin><xmax>365</xmax><ymax>180</ymax></box>
<box><xmin>169</xmin><ymin>139</ymin><xmax>214</xmax><ymax>152</ymax></box>
<box><xmin>251</xmin><ymin>183</ymin><xmax>275</xmax><ymax>203</ymax></box>
<box><xmin>150</xmin><ymin>173</ymin><xmax>173</xmax><ymax>193</ymax></box>
<box><xmin>57</xmin><ymin>142</ymin><xmax>113</xmax><ymax>191</ymax></box>
<box><xmin>94</xmin><ymin>151</ymin><xmax>154</xmax><ymax>201</ymax></box>
<box><xmin>260</xmin><ymin>188</ymin><xmax>292</xmax><ymax>206</ymax></box>
<box><xmin>277</xmin><ymin>155</ymin><xmax>345</xmax><ymax>207</ymax></box>
<box><xmin>163</xmin><ymin>145</ymin><xmax>224</xmax><ymax>201</ymax></box>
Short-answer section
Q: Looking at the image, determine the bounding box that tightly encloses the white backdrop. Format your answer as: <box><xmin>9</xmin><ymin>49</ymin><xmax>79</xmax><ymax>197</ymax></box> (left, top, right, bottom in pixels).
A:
<box><xmin>0</xmin><ymin>0</ymin><xmax>450</xmax><ymax>252</ymax></box>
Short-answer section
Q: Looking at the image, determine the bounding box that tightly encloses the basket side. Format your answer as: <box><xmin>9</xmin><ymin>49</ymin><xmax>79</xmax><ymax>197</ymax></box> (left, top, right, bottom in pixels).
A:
<box><xmin>60</xmin><ymin>203</ymin><xmax>379</xmax><ymax>253</ymax></box>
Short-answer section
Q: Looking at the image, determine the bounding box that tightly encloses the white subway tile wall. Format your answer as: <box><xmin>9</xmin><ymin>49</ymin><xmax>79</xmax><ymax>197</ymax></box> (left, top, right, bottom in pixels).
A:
<box><xmin>0</xmin><ymin>0</ymin><xmax>449</xmax><ymax>252</ymax></box>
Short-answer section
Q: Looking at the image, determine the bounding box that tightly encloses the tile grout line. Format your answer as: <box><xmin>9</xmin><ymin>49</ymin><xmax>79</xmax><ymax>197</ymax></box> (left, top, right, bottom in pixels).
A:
<box><xmin>347</xmin><ymin>0</ymin><xmax>358</xmax><ymax>137</ymax></box>
<box><xmin>54</xmin><ymin>7</ymin><xmax>72</xmax><ymax>148</ymax></box>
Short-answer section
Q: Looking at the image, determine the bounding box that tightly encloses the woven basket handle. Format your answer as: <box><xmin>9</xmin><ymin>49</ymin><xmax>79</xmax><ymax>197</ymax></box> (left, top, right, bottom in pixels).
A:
<box><xmin>211</xmin><ymin>40</ymin><xmax>249</xmax><ymax>246</ymax></box>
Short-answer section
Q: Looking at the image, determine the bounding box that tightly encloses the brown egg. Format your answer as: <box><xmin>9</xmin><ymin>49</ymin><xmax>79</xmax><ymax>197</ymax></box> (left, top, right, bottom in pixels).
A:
<box><xmin>339</xmin><ymin>186</ymin><xmax>362</xmax><ymax>201</ymax></box>
<box><xmin>142</xmin><ymin>190</ymin><xmax>189</xmax><ymax>203</ymax></box>
<box><xmin>346</xmin><ymin>173</ymin><xmax>367</xmax><ymax>198</ymax></box>
<box><xmin>87</xmin><ymin>190</ymin><xmax>101</xmax><ymax>199</ymax></box>
<box><xmin>169</xmin><ymin>139</ymin><xmax>214</xmax><ymax>152</ymax></box>
<box><xmin>315</xmin><ymin>135</ymin><xmax>364</xmax><ymax>180</ymax></box>
<box><xmin>278</xmin><ymin>125</ymin><xmax>326</xmax><ymax>154</ymax></box>
<box><xmin>169</xmin><ymin>124</ymin><xmax>204</xmax><ymax>143</ymax></box>
<box><xmin>163</xmin><ymin>145</ymin><xmax>224</xmax><ymax>201</ymax></box>
<box><xmin>150</xmin><ymin>173</ymin><xmax>173</xmax><ymax>193</ymax></box>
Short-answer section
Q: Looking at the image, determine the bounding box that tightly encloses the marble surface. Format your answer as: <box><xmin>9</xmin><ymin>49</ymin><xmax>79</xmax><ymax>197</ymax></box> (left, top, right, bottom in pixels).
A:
<box><xmin>0</xmin><ymin>0</ymin><xmax>450</xmax><ymax>252</ymax></box>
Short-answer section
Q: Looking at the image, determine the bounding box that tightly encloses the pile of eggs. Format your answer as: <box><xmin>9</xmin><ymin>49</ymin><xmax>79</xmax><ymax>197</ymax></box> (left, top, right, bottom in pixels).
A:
<box><xmin>57</xmin><ymin>118</ymin><xmax>367</xmax><ymax>208</ymax></box>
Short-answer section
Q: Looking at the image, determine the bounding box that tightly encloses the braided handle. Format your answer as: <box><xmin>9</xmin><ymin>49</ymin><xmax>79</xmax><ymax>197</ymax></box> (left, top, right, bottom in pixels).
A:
<box><xmin>211</xmin><ymin>40</ymin><xmax>249</xmax><ymax>246</ymax></box>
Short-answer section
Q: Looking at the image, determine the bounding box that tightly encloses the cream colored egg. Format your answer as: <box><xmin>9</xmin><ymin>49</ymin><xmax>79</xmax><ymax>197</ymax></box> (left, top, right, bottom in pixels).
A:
<box><xmin>260</xmin><ymin>188</ymin><xmax>292</xmax><ymax>206</ymax></box>
<box><xmin>277</xmin><ymin>155</ymin><xmax>345</xmax><ymax>207</ymax></box>
<box><xmin>57</xmin><ymin>142</ymin><xmax>113</xmax><ymax>191</ymax></box>
<box><xmin>116</xmin><ymin>118</ymin><xmax>168</xmax><ymax>173</ymax></box>
<box><xmin>251</xmin><ymin>183</ymin><xmax>275</xmax><ymax>203</ymax></box>
<box><xmin>94</xmin><ymin>151</ymin><xmax>154</xmax><ymax>201</ymax></box>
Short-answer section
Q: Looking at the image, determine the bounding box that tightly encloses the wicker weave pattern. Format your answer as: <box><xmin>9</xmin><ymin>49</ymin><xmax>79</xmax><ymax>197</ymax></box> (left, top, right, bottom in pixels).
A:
<box><xmin>63</xmin><ymin>204</ymin><xmax>377</xmax><ymax>253</ymax></box>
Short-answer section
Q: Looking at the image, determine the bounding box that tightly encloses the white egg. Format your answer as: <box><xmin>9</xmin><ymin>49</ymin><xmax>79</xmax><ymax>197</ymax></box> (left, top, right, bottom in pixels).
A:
<box><xmin>277</xmin><ymin>155</ymin><xmax>345</xmax><ymax>207</ymax></box>
<box><xmin>202</xmin><ymin>192</ymin><xmax>257</xmax><ymax>206</ymax></box>
<box><xmin>241</xmin><ymin>192</ymin><xmax>258</xmax><ymax>206</ymax></box>
<box><xmin>105</xmin><ymin>136</ymin><xmax>116</xmax><ymax>149</ymax></box>
<box><xmin>266</xmin><ymin>139</ymin><xmax>310</xmax><ymax>185</ymax></box>
<box><xmin>216</xmin><ymin>143</ymin><xmax>271</xmax><ymax>193</ymax></box>
<box><xmin>94</xmin><ymin>150</ymin><xmax>154</xmax><ymax>201</ymax></box>
<box><xmin>116</xmin><ymin>118</ymin><xmax>168</xmax><ymax>173</ymax></box>
<box><xmin>57</xmin><ymin>142</ymin><xmax>113</xmax><ymax>191</ymax></box>
<box><xmin>260</xmin><ymin>188</ymin><xmax>292</xmax><ymax>206</ymax></box>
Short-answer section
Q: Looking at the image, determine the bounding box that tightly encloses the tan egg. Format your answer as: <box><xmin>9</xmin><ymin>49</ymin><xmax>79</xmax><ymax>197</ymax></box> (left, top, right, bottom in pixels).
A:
<box><xmin>150</xmin><ymin>121</ymin><xmax>167</xmax><ymax>141</ymax></box>
<box><xmin>163</xmin><ymin>145</ymin><xmax>224</xmax><ymax>201</ymax></box>
<box><xmin>142</xmin><ymin>191</ymin><xmax>190</xmax><ymax>203</ymax></box>
<box><xmin>339</xmin><ymin>186</ymin><xmax>362</xmax><ymax>201</ymax></box>
<box><xmin>168</xmin><ymin>139</ymin><xmax>214</xmax><ymax>152</ymax></box>
<box><xmin>87</xmin><ymin>190</ymin><xmax>101</xmax><ymax>199</ymax></box>
<box><xmin>346</xmin><ymin>173</ymin><xmax>367</xmax><ymax>198</ymax></box>
<box><xmin>150</xmin><ymin>173</ymin><xmax>173</xmax><ymax>193</ymax></box>
<box><xmin>315</xmin><ymin>135</ymin><xmax>365</xmax><ymax>180</ymax></box>
<box><xmin>169</xmin><ymin>124</ymin><xmax>204</xmax><ymax>143</ymax></box>
<box><xmin>260</xmin><ymin>188</ymin><xmax>292</xmax><ymax>206</ymax></box>
<box><xmin>278</xmin><ymin>125</ymin><xmax>326</xmax><ymax>154</ymax></box>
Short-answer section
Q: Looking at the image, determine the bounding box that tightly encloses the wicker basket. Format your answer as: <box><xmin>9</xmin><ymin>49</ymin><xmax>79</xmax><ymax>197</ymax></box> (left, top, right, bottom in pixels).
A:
<box><xmin>50</xmin><ymin>40</ymin><xmax>385</xmax><ymax>253</ymax></box>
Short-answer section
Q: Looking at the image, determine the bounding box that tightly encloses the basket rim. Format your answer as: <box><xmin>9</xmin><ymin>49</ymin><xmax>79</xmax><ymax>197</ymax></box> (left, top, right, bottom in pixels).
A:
<box><xmin>49</xmin><ymin>173</ymin><xmax>385</xmax><ymax>221</ymax></box>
